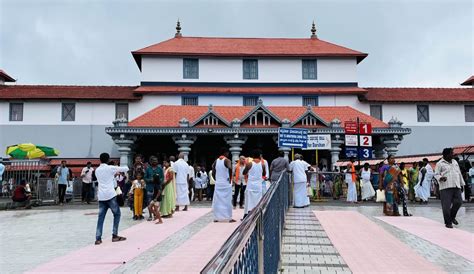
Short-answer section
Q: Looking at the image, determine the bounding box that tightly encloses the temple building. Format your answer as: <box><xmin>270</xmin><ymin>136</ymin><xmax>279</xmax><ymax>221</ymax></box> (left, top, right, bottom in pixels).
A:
<box><xmin>1</xmin><ymin>22</ymin><xmax>473</xmax><ymax>168</ymax></box>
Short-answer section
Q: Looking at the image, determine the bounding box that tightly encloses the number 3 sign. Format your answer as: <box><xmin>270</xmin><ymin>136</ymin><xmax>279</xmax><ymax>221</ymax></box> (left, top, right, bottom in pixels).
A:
<box><xmin>359</xmin><ymin>135</ymin><xmax>372</xmax><ymax>147</ymax></box>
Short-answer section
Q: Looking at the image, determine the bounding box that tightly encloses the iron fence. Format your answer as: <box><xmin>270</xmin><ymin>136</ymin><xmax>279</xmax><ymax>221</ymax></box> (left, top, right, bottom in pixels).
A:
<box><xmin>201</xmin><ymin>172</ymin><xmax>290</xmax><ymax>274</ymax></box>
<box><xmin>1</xmin><ymin>159</ymin><xmax>49</xmax><ymax>199</ymax></box>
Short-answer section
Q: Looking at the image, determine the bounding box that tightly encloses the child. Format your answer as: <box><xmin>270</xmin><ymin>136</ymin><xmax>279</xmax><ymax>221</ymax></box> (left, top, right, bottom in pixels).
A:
<box><xmin>193</xmin><ymin>172</ymin><xmax>203</xmax><ymax>202</ymax></box>
<box><xmin>129</xmin><ymin>171</ymin><xmax>145</xmax><ymax>220</ymax></box>
<box><xmin>148</xmin><ymin>174</ymin><xmax>163</xmax><ymax>224</ymax></box>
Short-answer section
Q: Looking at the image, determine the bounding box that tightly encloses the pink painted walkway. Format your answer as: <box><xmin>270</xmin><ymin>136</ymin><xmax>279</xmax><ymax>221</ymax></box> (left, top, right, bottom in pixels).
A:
<box><xmin>314</xmin><ymin>211</ymin><xmax>444</xmax><ymax>274</ymax></box>
<box><xmin>377</xmin><ymin>216</ymin><xmax>474</xmax><ymax>262</ymax></box>
<box><xmin>28</xmin><ymin>208</ymin><xmax>211</xmax><ymax>274</ymax></box>
<box><xmin>146</xmin><ymin>209</ymin><xmax>245</xmax><ymax>274</ymax></box>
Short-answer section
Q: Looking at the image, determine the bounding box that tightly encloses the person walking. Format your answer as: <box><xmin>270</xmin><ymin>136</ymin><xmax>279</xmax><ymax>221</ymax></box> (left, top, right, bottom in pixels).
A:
<box><xmin>160</xmin><ymin>160</ymin><xmax>176</xmax><ymax>218</ymax></box>
<box><xmin>289</xmin><ymin>154</ymin><xmax>311</xmax><ymax>208</ymax></box>
<box><xmin>379</xmin><ymin>155</ymin><xmax>411</xmax><ymax>216</ymax></box>
<box><xmin>233</xmin><ymin>156</ymin><xmax>247</xmax><ymax>209</ymax></box>
<box><xmin>0</xmin><ymin>159</ymin><xmax>5</xmax><ymax>183</ymax></box>
<box><xmin>359</xmin><ymin>163</ymin><xmax>375</xmax><ymax>201</ymax></box>
<box><xmin>188</xmin><ymin>164</ymin><xmax>195</xmax><ymax>201</ymax></box>
<box><xmin>94</xmin><ymin>153</ymin><xmax>129</xmax><ymax>245</ymax></box>
<box><xmin>415</xmin><ymin>158</ymin><xmax>434</xmax><ymax>204</ymax></box>
<box><xmin>212</xmin><ymin>148</ymin><xmax>235</xmax><ymax>222</ymax></box>
<box><xmin>207</xmin><ymin>169</ymin><xmax>215</xmax><ymax>201</ymax></box>
<box><xmin>435</xmin><ymin>148</ymin><xmax>465</xmax><ymax>228</ymax></box>
<box><xmin>57</xmin><ymin>161</ymin><xmax>71</xmax><ymax>205</ymax></box>
<box><xmin>174</xmin><ymin>153</ymin><xmax>190</xmax><ymax>211</ymax></box>
<box><xmin>243</xmin><ymin>150</ymin><xmax>266</xmax><ymax>218</ymax></box>
<box><xmin>345</xmin><ymin>163</ymin><xmax>357</xmax><ymax>203</ymax></box>
<box><xmin>269</xmin><ymin>151</ymin><xmax>289</xmax><ymax>183</ymax></box>
<box><xmin>81</xmin><ymin>162</ymin><xmax>94</xmax><ymax>204</ymax></box>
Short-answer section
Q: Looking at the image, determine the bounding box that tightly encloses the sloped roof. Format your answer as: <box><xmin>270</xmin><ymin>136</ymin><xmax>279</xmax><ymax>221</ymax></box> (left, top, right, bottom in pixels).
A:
<box><xmin>128</xmin><ymin>105</ymin><xmax>387</xmax><ymax>128</ymax></box>
<box><xmin>0</xmin><ymin>69</ymin><xmax>15</xmax><ymax>82</ymax></box>
<box><xmin>0</xmin><ymin>85</ymin><xmax>140</xmax><ymax>100</ymax></box>
<box><xmin>361</xmin><ymin>88</ymin><xmax>474</xmax><ymax>103</ymax></box>
<box><xmin>135</xmin><ymin>86</ymin><xmax>367</xmax><ymax>96</ymax></box>
<box><xmin>132</xmin><ymin>36</ymin><xmax>368</xmax><ymax>69</ymax></box>
<box><xmin>461</xmin><ymin>76</ymin><xmax>474</xmax><ymax>86</ymax></box>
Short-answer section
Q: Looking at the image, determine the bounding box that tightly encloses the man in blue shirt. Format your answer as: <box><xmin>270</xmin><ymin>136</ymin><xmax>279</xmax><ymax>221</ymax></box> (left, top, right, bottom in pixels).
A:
<box><xmin>57</xmin><ymin>160</ymin><xmax>71</xmax><ymax>205</ymax></box>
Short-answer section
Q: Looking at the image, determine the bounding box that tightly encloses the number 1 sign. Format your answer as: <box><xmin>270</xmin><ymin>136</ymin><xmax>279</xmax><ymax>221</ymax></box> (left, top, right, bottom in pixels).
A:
<box><xmin>359</xmin><ymin>135</ymin><xmax>372</xmax><ymax>147</ymax></box>
<box><xmin>359</xmin><ymin>122</ymin><xmax>372</xmax><ymax>135</ymax></box>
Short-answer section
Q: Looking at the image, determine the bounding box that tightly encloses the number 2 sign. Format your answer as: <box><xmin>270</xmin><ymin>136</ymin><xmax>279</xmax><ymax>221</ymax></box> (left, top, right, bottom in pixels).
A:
<box><xmin>359</xmin><ymin>135</ymin><xmax>372</xmax><ymax>147</ymax></box>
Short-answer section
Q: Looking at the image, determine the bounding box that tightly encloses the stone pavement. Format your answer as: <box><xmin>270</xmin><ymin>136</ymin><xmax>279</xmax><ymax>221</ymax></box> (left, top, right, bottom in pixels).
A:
<box><xmin>1</xmin><ymin>200</ymin><xmax>473</xmax><ymax>273</ymax></box>
<box><xmin>281</xmin><ymin>207</ymin><xmax>350</xmax><ymax>274</ymax></box>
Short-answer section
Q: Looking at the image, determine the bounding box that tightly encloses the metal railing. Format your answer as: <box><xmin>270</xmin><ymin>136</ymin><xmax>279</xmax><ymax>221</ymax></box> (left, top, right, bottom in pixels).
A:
<box><xmin>201</xmin><ymin>172</ymin><xmax>290</xmax><ymax>274</ymax></box>
<box><xmin>1</xmin><ymin>159</ymin><xmax>49</xmax><ymax>199</ymax></box>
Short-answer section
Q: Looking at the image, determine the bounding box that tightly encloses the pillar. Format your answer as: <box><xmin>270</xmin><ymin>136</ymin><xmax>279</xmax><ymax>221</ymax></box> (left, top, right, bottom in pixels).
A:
<box><xmin>224</xmin><ymin>135</ymin><xmax>248</xmax><ymax>166</ymax></box>
<box><xmin>114</xmin><ymin>135</ymin><xmax>136</xmax><ymax>167</ymax></box>
<box><xmin>272</xmin><ymin>135</ymin><xmax>291</xmax><ymax>161</ymax></box>
<box><xmin>330</xmin><ymin>134</ymin><xmax>344</xmax><ymax>170</ymax></box>
<box><xmin>172</xmin><ymin>134</ymin><xmax>196</xmax><ymax>162</ymax></box>
<box><xmin>384</xmin><ymin>134</ymin><xmax>402</xmax><ymax>156</ymax></box>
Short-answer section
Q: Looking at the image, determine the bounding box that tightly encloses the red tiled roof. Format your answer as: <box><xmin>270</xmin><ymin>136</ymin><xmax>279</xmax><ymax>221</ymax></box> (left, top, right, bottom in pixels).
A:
<box><xmin>0</xmin><ymin>69</ymin><xmax>15</xmax><ymax>82</ymax></box>
<box><xmin>0</xmin><ymin>85</ymin><xmax>140</xmax><ymax>100</ymax></box>
<box><xmin>129</xmin><ymin>105</ymin><xmax>387</xmax><ymax>128</ymax></box>
<box><xmin>361</xmin><ymin>88</ymin><xmax>474</xmax><ymax>103</ymax></box>
<box><xmin>461</xmin><ymin>76</ymin><xmax>474</xmax><ymax>86</ymax></box>
<box><xmin>453</xmin><ymin>144</ymin><xmax>474</xmax><ymax>155</ymax></box>
<box><xmin>135</xmin><ymin>86</ymin><xmax>367</xmax><ymax>95</ymax></box>
<box><xmin>132</xmin><ymin>37</ymin><xmax>368</xmax><ymax>68</ymax></box>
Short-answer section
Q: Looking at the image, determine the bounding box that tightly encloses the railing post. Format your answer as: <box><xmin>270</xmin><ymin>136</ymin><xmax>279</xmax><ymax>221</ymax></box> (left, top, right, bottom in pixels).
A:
<box><xmin>257</xmin><ymin>212</ymin><xmax>264</xmax><ymax>274</ymax></box>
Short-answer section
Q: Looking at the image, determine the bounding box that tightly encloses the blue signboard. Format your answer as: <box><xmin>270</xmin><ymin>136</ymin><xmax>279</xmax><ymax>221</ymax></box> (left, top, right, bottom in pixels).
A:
<box><xmin>278</xmin><ymin>128</ymin><xmax>308</xmax><ymax>148</ymax></box>
<box><xmin>358</xmin><ymin>147</ymin><xmax>373</xmax><ymax>159</ymax></box>
<box><xmin>345</xmin><ymin>147</ymin><xmax>358</xmax><ymax>158</ymax></box>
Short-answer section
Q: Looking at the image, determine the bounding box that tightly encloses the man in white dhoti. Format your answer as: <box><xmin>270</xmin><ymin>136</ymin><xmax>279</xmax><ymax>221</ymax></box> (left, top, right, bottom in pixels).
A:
<box><xmin>289</xmin><ymin>154</ymin><xmax>311</xmax><ymax>208</ymax></box>
<box><xmin>345</xmin><ymin>163</ymin><xmax>358</xmax><ymax>203</ymax></box>
<box><xmin>415</xmin><ymin>158</ymin><xmax>433</xmax><ymax>204</ymax></box>
<box><xmin>359</xmin><ymin>163</ymin><xmax>375</xmax><ymax>201</ymax></box>
<box><xmin>243</xmin><ymin>149</ymin><xmax>266</xmax><ymax>218</ymax></box>
<box><xmin>174</xmin><ymin>153</ymin><xmax>190</xmax><ymax>211</ymax></box>
<box><xmin>212</xmin><ymin>148</ymin><xmax>235</xmax><ymax>222</ymax></box>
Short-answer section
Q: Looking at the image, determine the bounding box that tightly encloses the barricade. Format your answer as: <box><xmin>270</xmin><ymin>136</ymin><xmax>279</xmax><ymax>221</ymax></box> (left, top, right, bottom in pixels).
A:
<box><xmin>201</xmin><ymin>172</ymin><xmax>290</xmax><ymax>274</ymax></box>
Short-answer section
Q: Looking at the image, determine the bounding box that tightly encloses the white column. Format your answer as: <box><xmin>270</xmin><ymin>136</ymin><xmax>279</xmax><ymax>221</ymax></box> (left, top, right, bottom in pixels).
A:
<box><xmin>172</xmin><ymin>134</ymin><xmax>196</xmax><ymax>162</ymax></box>
<box><xmin>272</xmin><ymin>135</ymin><xmax>291</xmax><ymax>161</ymax></box>
<box><xmin>224</xmin><ymin>135</ymin><xmax>248</xmax><ymax>167</ymax></box>
<box><xmin>384</xmin><ymin>135</ymin><xmax>402</xmax><ymax>156</ymax></box>
<box><xmin>114</xmin><ymin>136</ymin><xmax>136</xmax><ymax>167</ymax></box>
<box><xmin>330</xmin><ymin>134</ymin><xmax>344</xmax><ymax>169</ymax></box>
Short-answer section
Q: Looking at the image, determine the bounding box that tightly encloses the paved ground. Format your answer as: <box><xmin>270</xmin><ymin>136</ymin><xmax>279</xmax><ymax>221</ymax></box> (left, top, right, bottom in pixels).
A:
<box><xmin>0</xmin><ymin>200</ymin><xmax>472</xmax><ymax>273</ymax></box>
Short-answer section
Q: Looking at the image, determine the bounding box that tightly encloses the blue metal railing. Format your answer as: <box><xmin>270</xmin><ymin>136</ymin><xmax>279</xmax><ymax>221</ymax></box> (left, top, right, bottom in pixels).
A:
<box><xmin>201</xmin><ymin>172</ymin><xmax>290</xmax><ymax>274</ymax></box>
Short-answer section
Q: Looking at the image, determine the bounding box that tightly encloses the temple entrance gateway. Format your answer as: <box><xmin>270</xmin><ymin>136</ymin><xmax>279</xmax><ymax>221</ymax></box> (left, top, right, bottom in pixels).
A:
<box><xmin>107</xmin><ymin>105</ymin><xmax>410</xmax><ymax>168</ymax></box>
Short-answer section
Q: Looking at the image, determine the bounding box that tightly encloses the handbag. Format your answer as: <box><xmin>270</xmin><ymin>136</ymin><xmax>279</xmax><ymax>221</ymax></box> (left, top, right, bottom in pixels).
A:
<box><xmin>115</xmin><ymin>187</ymin><xmax>123</xmax><ymax>195</ymax></box>
<box><xmin>376</xmin><ymin>189</ymin><xmax>386</xmax><ymax>202</ymax></box>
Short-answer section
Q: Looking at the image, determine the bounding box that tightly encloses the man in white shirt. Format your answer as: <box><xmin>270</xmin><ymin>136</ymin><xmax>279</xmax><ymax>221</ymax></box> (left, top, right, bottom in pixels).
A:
<box><xmin>95</xmin><ymin>153</ymin><xmax>129</xmax><ymax>245</ymax></box>
<box><xmin>174</xmin><ymin>153</ymin><xmax>190</xmax><ymax>211</ymax></box>
<box><xmin>289</xmin><ymin>154</ymin><xmax>311</xmax><ymax>208</ymax></box>
<box><xmin>81</xmin><ymin>162</ymin><xmax>94</xmax><ymax>204</ymax></box>
<box><xmin>0</xmin><ymin>159</ymin><xmax>5</xmax><ymax>183</ymax></box>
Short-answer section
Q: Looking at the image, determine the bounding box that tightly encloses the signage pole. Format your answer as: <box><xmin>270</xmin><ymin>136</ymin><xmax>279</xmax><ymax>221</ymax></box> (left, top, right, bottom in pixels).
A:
<box><xmin>315</xmin><ymin>149</ymin><xmax>318</xmax><ymax>166</ymax></box>
<box><xmin>291</xmin><ymin>148</ymin><xmax>294</xmax><ymax>161</ymax></box>
<box><xmin>356</xmin><ymin>117</ymin><xmax>361</xmax><ymax>201</ymax></box>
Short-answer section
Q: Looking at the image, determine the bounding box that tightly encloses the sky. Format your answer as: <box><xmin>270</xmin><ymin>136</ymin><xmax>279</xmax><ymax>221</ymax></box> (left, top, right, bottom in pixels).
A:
<box><xmin>0</xmin><ymin>0</ymin><xmax>472</xmax><ymax>87</ymax></box>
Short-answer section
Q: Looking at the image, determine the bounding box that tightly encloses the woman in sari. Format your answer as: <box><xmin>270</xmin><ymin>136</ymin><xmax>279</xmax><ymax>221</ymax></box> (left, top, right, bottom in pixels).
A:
<box><xmin>379</xmin><ymin>155</ymin><xmax>411</xmax><ymax>216</ymax></box>
<box><xmin>408</xmin><ymin>162</ymin><xmax>419</xmax><ymax>202</ymax></box>
<box><xmin>160</xmin><ymin>160</ymin><xmax>176</xmax><ymax>218</ymax></box>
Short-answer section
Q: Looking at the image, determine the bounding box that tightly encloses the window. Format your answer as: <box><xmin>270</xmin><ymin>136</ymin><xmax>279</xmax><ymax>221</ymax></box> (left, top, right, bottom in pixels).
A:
<box><xmin>417</xmin><ymin>105</ymin><xmax>429</xmax><ymax>122</ymax></box>
<box><xmin>302</xmin><ymin>96</ymin><xmax>318</xmax><ymax>107</ymax></box>
<box><xmin>183</xmin><ymin>58</ymin><xmax>199</xmax><ymax>79</ymax></box>
<box><xmin>61</xmin><ymin>103</ymin><xmax>76</xmax><ymax>121</ymax></box>
<box><xmin>9</xmin><ymin>103</ymin><xmax>23</xmax><ymax>121</ymax></box>
<box><xmin>243</xmin><ymin>59</ymin><xmax>258</xmax><ymax>79</ymax></box>
<box><xmin>302</xmin><ymin>59</ymin><xmax>317</xmax><ymax>79</ymax></box>
<box><xmin>243</xmin><ymin>96</ymin><xmax>259</xmax><ymax>106</ymax></box>
<box><xmin>465</xmin><ymin>105</ymin><xmax>474</xmax><ymax>122</ymax></box>
<box><xmin>115</xmin><ymin>103</ymin><xmax>129</xmax><ymax>120</ymax></box>
<box><xmin>370</xmin><ymin>105</ymin><xmax>383</xmax><ymax>120</ymax></box>
<box><xmin>182</xmin><ymin>96</ymin><xmax>198</xmax><ymax>106</ymax></box>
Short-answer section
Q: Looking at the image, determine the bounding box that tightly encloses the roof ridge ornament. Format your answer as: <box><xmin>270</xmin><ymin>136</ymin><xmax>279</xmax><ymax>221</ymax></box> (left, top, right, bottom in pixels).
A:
<box><xmin>257</xmin><ymin>98</ymin><xmax>263</xmax><ymax>106</ymax></box>
<box><xmin>311</xmin><ymin>21</ymin><xmax>317</xmax><ymax>39</ymax></box>
<box><xmin>175</xmin><ymin>19</ymin><xmax>182</xmax><ymax>38</ymax></box>
<box><xmin>306</xmin><ymin>104</ymin><xmax>312</xmax><ymax>111</ymax></box>
<box><xmin>208</xmin><ymin>104</ymin><xmax>213</xmax><ymax>111</ymax></box>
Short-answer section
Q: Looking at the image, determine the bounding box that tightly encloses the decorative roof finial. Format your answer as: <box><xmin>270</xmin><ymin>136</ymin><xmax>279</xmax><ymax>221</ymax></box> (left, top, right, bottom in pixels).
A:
<box><xmin>175</xmin><ymin>19</ymin><xmax>182</xmax><ymax>38</ymax></box>
<box><xmin>311</xmin><ymin>21</ymin><xmax>317</xmax><ymax>39</ymax></box>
